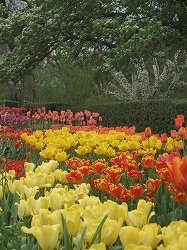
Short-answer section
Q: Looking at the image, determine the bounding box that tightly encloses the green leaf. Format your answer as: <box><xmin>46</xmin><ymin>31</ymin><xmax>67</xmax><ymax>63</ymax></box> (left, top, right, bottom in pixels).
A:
<box><xmin>88</xmin><ymin>215</ymin><xmax>108</xmax><ymax>247</ymax></box>
<box><xmin>76</xmin><ymin>227</ymin><xmax>87</xmax><ymax>250</ymax></box>
<box><xmin>61</xmin><ymin>215</ymin><xmax>72</xmax><ymax>250</ymax></box>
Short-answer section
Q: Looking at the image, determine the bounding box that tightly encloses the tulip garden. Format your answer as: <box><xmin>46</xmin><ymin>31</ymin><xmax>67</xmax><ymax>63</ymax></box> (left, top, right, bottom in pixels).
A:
<box><xmin>1</xmin><ymin>105</ymin><xmax>187</xmax><ymax>250</ymax></box>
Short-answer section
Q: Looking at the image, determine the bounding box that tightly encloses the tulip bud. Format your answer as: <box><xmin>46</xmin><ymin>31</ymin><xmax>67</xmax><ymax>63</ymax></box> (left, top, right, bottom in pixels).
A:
<box><xmin>160</xmin><ymin>133</ymin><xmax>168</xmax><ymax>143</ymax></box>
<box><xmin>144</xmin><ymin>127</ymin><xmax>152</xmax><ymax>137</ymax></box>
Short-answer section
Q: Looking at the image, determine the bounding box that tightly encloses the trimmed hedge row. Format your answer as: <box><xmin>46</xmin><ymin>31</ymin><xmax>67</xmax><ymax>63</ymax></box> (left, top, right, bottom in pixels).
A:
<box><xmin>2</xmin><ymin>99</ymin><xmax>187</xmax><ymax>134</ymax></box>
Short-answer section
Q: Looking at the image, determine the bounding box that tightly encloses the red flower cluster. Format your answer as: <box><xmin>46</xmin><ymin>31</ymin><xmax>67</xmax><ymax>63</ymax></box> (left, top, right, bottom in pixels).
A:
<box><xmin>0</xmin><ymin>159</ymin><xmax>26</xmax><ymax>178</ymax></box>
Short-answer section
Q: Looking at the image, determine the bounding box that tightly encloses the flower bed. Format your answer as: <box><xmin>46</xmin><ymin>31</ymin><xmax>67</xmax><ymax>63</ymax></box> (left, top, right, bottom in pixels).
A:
<box><xmin>0</xmin><ymin>107</ymin><xmax>187</xmax><ymax>249</ymax></box>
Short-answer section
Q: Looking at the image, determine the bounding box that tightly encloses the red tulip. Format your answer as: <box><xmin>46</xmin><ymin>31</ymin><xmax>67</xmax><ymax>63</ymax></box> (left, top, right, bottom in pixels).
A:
<box><xmin>160</xmin><ymin>133</ymin><xmax>168</xmax><ymax>143</ymax></box>
<box><xmin>144</xmin><ymin>127</ymin><xmax>152</xmax><ymax>137</ymax></box>
<box><xmin>65</xmin><ymin>170</ymin><xmax>84</xmax><ymax>184</ymax></box>
<box><xmin>108</xmin><ymin>183</ymin><xmax>131</xmax><ymax>202</ymax></box>
<box><xmin>166</xmin><ymin>156</ymin><xmax>187</xmax><ymax>192</ymax></box>
<box><xmin>91</xmin><ymin>178</ymin><xmax>109</xmax><ymax>191</ymax></box>
<box><xmin>174</xmin><ymin>117</ymin><xmax>183</xmax><ymax>129</ymax></box>
<box><xmin>129</xmin><ymin>184</ymin><xmax>145</xmax><ymax>199</ymax></box>
<box><xmin>127</xmin><ymin>170</ymin><xmax>144</xmax><ymax>180</ymax></box>
<box><xmin>172</xmin><ymin>190</ymin><xmax>187</xmax><ymax>203</ymax></box>
<box><xmin>146</xmin><ymin>178</ymin><xmax>161</xmax><ymax>192</ymax></box>
<box><xmin>174</xmin><ymin>114</ymin><xmax>184</xmax><ymax>129</ymax></box>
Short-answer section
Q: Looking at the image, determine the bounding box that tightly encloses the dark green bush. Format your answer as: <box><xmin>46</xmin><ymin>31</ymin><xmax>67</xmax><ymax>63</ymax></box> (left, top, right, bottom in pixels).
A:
<box><xmin>3</xmin><ymin>98</ymin><xmax>187</xmax><ymax>134</ymax></box>
<box><xmin>0</xmin><ymin>100</ymin><xmax>18</xmax><ymax>107</ymax></box>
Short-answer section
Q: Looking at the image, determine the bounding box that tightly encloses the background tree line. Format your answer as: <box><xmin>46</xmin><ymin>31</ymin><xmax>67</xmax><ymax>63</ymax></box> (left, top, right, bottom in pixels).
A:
<box><xmin>0</xmin><ymin>0</ymin><xmax>187</xmax><ymax>106</ymax></box>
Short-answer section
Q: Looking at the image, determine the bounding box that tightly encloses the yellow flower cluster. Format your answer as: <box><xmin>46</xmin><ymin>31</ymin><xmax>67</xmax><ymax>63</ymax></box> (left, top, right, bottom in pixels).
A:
<box><xmin>1</xmin><ymin>159</ymin><xmax>187</xmax><ymax>249</ymax></box>
<box><xmin>20</xmin><ymin>128</ymin><xmax>182</xmax><ymax>162</ymax></box>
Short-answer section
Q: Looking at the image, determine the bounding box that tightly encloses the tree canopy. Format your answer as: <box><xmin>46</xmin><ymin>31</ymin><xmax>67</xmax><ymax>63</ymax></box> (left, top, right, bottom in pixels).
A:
<box><xmin>0</xmin><ymin>0</ymin><xmax>187</xmax><ymax>83</ymax></box>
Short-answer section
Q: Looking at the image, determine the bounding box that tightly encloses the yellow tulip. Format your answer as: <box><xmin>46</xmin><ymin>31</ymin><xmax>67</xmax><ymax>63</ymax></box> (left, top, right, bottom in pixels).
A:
<box><xmin>61</xmin><ymin>204</ymin><xmax>82</xmax><ymax>236</ymax></box>
<box><xmin>75</xmin><ymin>145</ymin><xmax>91</xmax><ymax>155</ymax></box>
<box><xmin>30</xmin><ymin>173</ymin><xmax>55</xmax><ymax>188</ymax></box>
<box><xmin>7</xmin><ymin>179</ymin><xmax>23</xmax><ymax>195</ymax></box>
<box><xmin>119</xmin><ymin>226</ymin><xmax>143</xmax><ymax>248</ymax></box>
<box><xmin>27</xmin><ymin>135</ymin><xmax>37</xmax><ymax>147</ymax></box>
<box><xmin>48</xmin><ymin>192</ymin><xmax>63</xmax><ymax>210</ymax></box>
<box><xmin>174</xmin><ymin>232</ymin><xmax>187</xmax><ymax>250</ymax></box>
<box><xmin>137</xmin><ymin>199</ymin><xmax>154</xmax><ymax>217</ymax></box>
<box><xmin>24</xmin><ymin>162</ymin><xmax>35</xmax><ymax>172</ymax></box>
<box><xmin>110</xmin><ymin>139</ymin><xmax>120</xmax><ymax>148</ymax></box>
<box><xmin>54</xmin><ymin>169</ymin><xmax>68</xmax><ymax>184</ymax></box>
<box><xmin>85</xmin><ymin>217</ymin><xmax>122</xmax><ymax>246</ymax></box>
<box><xmin>100</xmin><ymin>217</ymin><xmax>123</xmax><ymax>245</ymax></box>
<box><xmin>79</xmin><ymin>137</ymin><xmax>87</xmax><ymax>146</ymax></box>
<box><xmin>87</xmin><ymin>138</ymin><xmax>97</xmax><ymax>148</ymax></box>
<box><xmin>126</xmin><ymin>209</ymin><xmax>149</xmax><ymax>229</ymax></box>
<box><xmin>124</xmin><ymin>243</ymin><xmax>152</xmax><ymax>250</ymax></box>
<box><xmin>118</xmin><ymin>141</ymin><xmax>129</xmax><ymax>151</ymax></box>
<box><xmin>101</xmin><ymin>200</ymin><xmax>128</xmax><ymax>222</ymax></box>
<box><xmin>141</xmin><ymin>224</ymin><xmax>162</xmax><ymax>249</ymax></box>
<box><xmin>128</xmin><ymin>141</ymin><xmax>141</xmax><ymax>150</ymax></box>
<box><xmin>39</xmin><ymin>148</ymin><xmax>53</xmax><ymax>159</ymax></box>
<box><xmin>35</xmin><ymin>141</ymin><xmax>45</xmax><ymax>150</ymax></box>
<box><xmin>154</xmin><ymin>140</ymin><xmax>162</xmax><ymax>150</ymax></box>
<box><xmin>26</xmin><ymin>196</ymin><xmax>49</xmax><ymax>215</ymax></box>
<box><xmin>16</xmin><ymin>200</ymin><xmax>31</xmax><ymax>219</ymax></box>
<box><xmin>35</xmin><ymin>160</ymin><xmax>59</xmax><ymax>174</ymax></box>
<box><xmin>20</xmin><ymin>132</ymin><xmax>29</xmax><ymax>140</ymax></box>
<box><xmin>157</xmin><ymin>244</ymin><xmax>182</xmax><ymax>250</ymax></box>
<box><xmin>73</xmin><ymin>183</ymin><xmax>90</xmax><ymax>199</ymax></box>
<box><xmin>0</xmin><ymin>185</ymin><xmax>3</xmax><ymax>200</ymax></box>
<box><xmin>21</xmin><ymin>185</ymin><xmax>39</xmax><ymax>199</ymax></box>
<box><xmin>39</xmin><ymin>147</ymin><xmax>61</xmax><ymax>159</ymax></box>
<box><xmin>94</xmin><ymin>145</ymin><xmax>107</xmax><ymax>155</ymax></box>
<box><xmin>46</xmin><ymin>174</ymin><xmax>55</xmax><ymax>187</ymax></box>
<box><xmin>104</xmin><ymin>146</ymin><xmax>115</xmax><ymax>157</ymax></box>
<box><xmin>89</xmin><ymin>243</ymin><xmax>106</xmax><ymax>250</ymax></box>
<box><xmin>7</xmin><ymin>170</ymin><xmax>16</xmax><ymax>179</ymax></box>
<box><xmin>78</xmin><ymin>195</ymin><xmax>101</xmax><ymax>209</ymax></box>
<box><xmin>31</xmin><ymin>209</ymin><xmax>63</xmax><ymax>233</ymax></box>
<box><xmin>57</xmin><ymin>138</ymin><xmax>66</xmax><ymax>148</ymax></box>
<box><xmin>33</xmin><ymin>130</ymin><xmax>43</xmax><ymax>139</ymax></box>
<box><xmin>161</xmin><ymin>220</ymin><xmax>187</xmax><ymax>247</ymax></box>
<box><xmin>54</xmin><ymin>151</ymin><xmax>68</xmax><ymax>162</ymax></box>
<box><xmin>165</xmin><ymin>142</ymin><xmax>175</xmax><ymax>152</ymax></box>
<box><xmin>21</xmin><ymin>224</ymin><xmax>60</xmax><ymax>250</ymax></box>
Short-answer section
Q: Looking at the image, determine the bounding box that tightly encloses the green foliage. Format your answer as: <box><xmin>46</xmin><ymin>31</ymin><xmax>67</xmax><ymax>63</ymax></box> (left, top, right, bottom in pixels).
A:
<box><xmin>0</xmin><ymin>100</ymin><xmax>18</xmax><ymax>107</ymax></box>
<box><xmin>32</xmin><ymin>58</ymin><xmax>94</xmax><ymax>105</ymax></box>
<box><xmin>77</xmin><ymin>99</ymin><xmax>182</xmax><ymax>134</ymax></box>
<box><xmin>20</xmin><ymin>98</ymin><xmax>187</xmax><ymax>134</ymax></box>
<box><xmin>0</xmin><ymin>92</ymin><xmax>11</xmax><ymax>100</ymax></box>
<box><xmin>0</xmin><ymin>0</ymin><xmax>187</xmax><ymax>83</ymax></box>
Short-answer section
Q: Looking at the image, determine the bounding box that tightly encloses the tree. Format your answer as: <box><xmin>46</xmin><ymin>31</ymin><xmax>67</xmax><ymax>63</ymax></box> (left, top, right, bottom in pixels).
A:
<box><xmin>0</xmin><ymin>0</ymin><xmax>35</xmax><ymax>103</ymax></box>
<box><xmin>104</xmin><ymin>50</ymin><xmax>187</xmax><ymax>100</ymax></box>
<box><xmin>30</xmin><ymin>57</ymin><xmax>95</xmax><ymax>105</ymax></box>
<box><xmin>0</xmin><ymin>0</ymin><xmax>187</xmax><ymax>91</ymax></box>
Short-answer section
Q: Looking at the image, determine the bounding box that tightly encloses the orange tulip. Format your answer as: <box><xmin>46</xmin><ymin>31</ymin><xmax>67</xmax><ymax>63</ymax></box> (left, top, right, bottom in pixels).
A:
<box><xmin>172</xmin><ymin>190</ymin><xmax>187</xmax><ymax>203</ymax></box>
<box><xmin>127</xmin><ymin>170</ymin><xmax>144</xmax><ymax>180</ymax></box>
<box><xmin>170</xmin><ymin>130</ymin><xmax>178</xmax><ymax>139</ymax></box>
<box><xmin>156</xmin><ymin>168</ymin><xmax>170</xmax><ymax>181</ymax></box>
<box><xmin>108</xmin><ymin>183</ymin><xmax>131</xmax><ymax>202</ymax></box>
<box><xmin>65</xmin><ymin>170</ymin><xmax>84</xmax><ymax>184</ymax></box>
<box><xmin>166</xmin><ymin>156</ymin><xmax>187</xmax><ymax>192</ymax></box>
<box><xmin>129</xmin><ymin>184</ymin><xmax>145</xmax><ymax>199</ymax></box>
<box><xmin>174</xmin><ymin>117</ymin><xmax>183</xmax><ymax>129</ymax></box>
<box><xmin>104</xmin><ymin>167</ymin><xmax>122</xmax><ymax>184</ymax></box>
<box><xmin>141</xmin><ymin>153</ymin><xmax>156</xmax><ymax>169</ymax></box>
<box><xmin>174</xmin><ymin>114</ymin><xmax>184</xmax><ymax>129</ymax></box>
<box><xmin>91</xmin><ymin>178</ymin><xmax>109</xmax><ymax>191</ymax></box>
<box><xmin>160</xmin><ymin>133</ymin><xmax>168</xmax><ymax>143</ymax></box>
<box><xmin>144</xmin><ymin>127</ymin><xmax>152</xmax><ymax>137</ymax></box>
<box><xmin>146</xmin><ymin>178</ymin><xmax>161</xmax><ymax>192</ymax></box>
